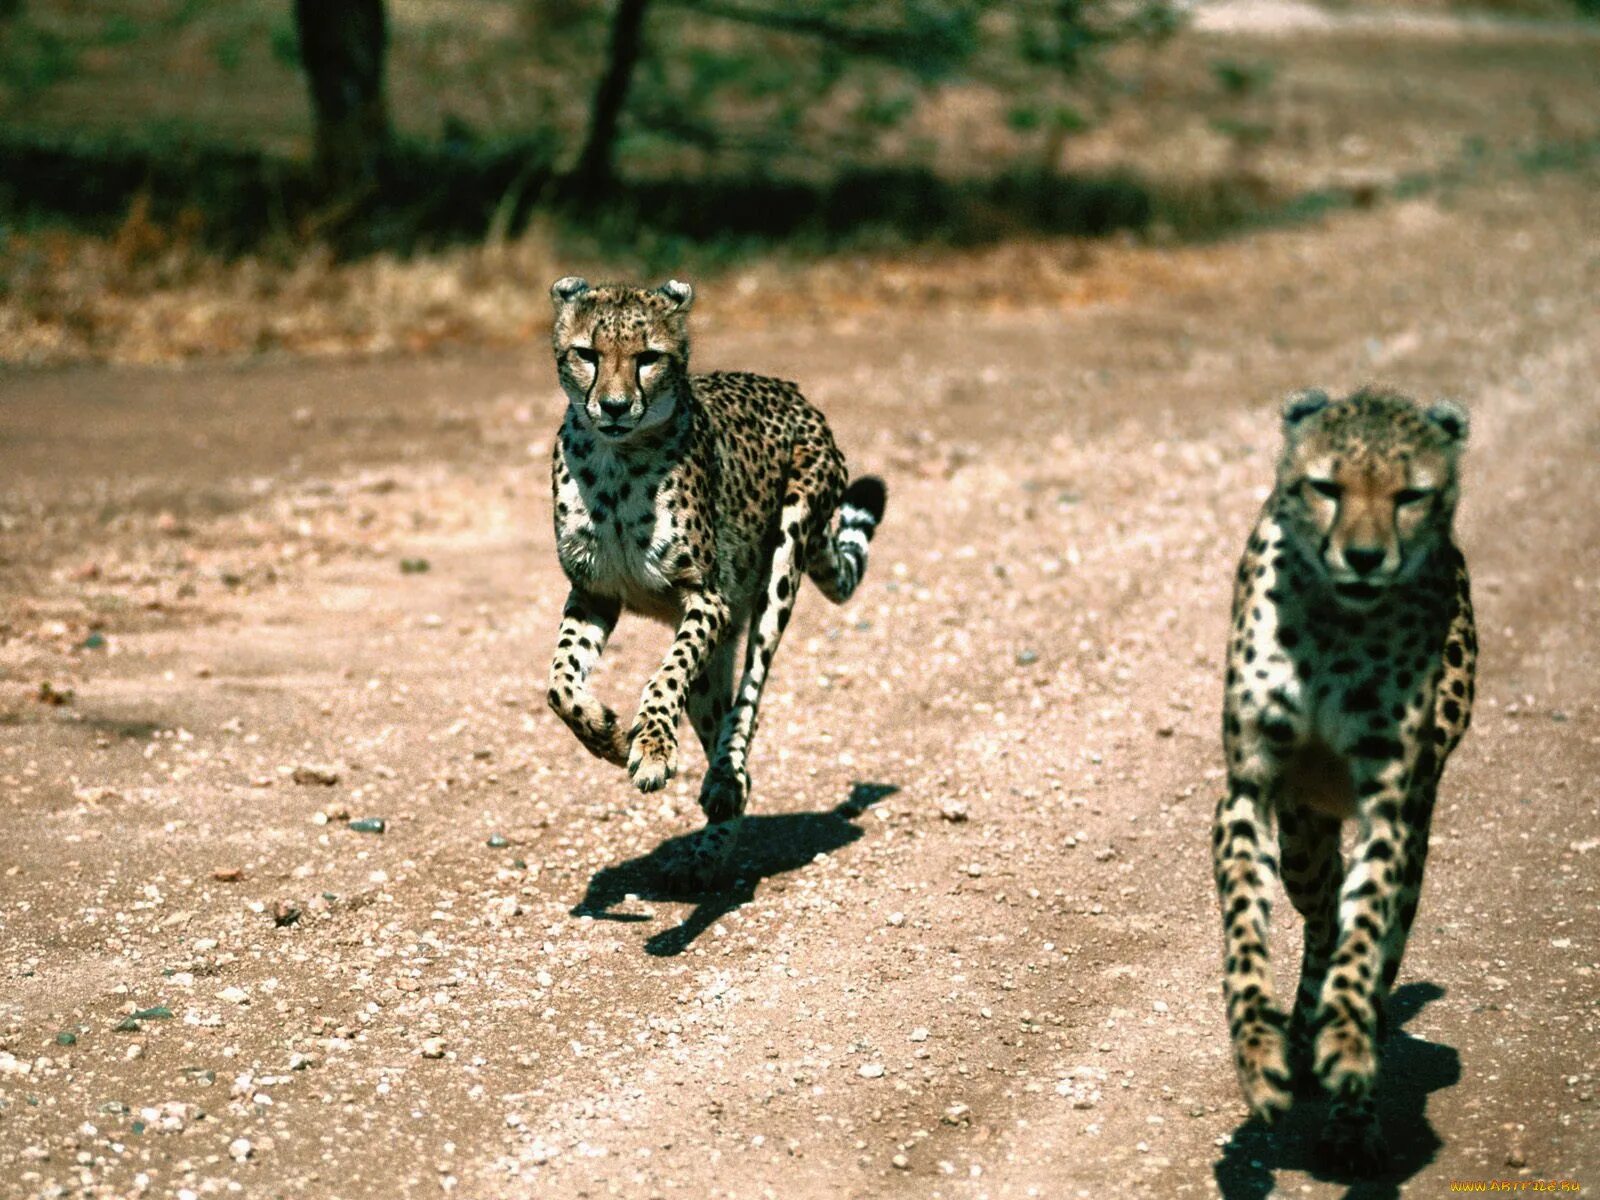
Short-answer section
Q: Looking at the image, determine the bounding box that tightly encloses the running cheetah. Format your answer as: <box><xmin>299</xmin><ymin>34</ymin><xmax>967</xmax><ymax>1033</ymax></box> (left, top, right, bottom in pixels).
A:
<box><xmin>1213</xmin><ymin>386</ymin><xmax>1476</xmax><ymax>1169</ymax></box>
<box><xmin>544</xmin><ymin>277</ymin><xmax>886</xmax><ymax>885</ymax></box>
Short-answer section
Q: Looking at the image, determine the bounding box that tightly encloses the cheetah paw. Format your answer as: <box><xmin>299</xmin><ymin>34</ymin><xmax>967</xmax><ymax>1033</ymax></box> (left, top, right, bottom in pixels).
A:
<box><xmin>627</xmin><ymin>719</ymin><xmax>678</xmax><ymax>793</ymax></box>
<box><xmin>1233</xmin><ymin>1021</ymin><xmax>1293</xmax><ymax>1125</ymax></box>
<box><xmin>1312</xmin><ymin>1016</ymin><xmax>1378</xmax><ymax>1102</ymax></box>
<box><xmin>1314</xmin><ymin>1114</ymin><xmax>1387</xmax><ymax>1175</ymax></box>
<box><xmin>698</xmin><ymin>763</ymin><xmax>750</xmax><ymax>825</ymax></box>
<box><xmin>658</xmin><ymin>820</ymin><xmax>741</xmax><ymax>891</ymax></box>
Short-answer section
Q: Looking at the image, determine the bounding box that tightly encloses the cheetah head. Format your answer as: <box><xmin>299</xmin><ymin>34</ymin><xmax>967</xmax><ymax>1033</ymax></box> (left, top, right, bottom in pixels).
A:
<box><xmin>549</xmin><ymin>277</ymin><xmax>693</xmax><ymax>443</ymax></box>
<box><xmin>1276</xmin><ymin>386</ymin><xmax>1468</xmax><ymax>607</ymax></box>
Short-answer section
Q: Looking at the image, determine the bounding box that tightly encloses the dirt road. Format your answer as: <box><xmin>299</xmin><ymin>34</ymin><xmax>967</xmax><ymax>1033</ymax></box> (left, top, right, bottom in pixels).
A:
<box><xmin>3</xmin><ymin>135</ymin><xmax>1599</xmax><ymax>1200</ymax></box>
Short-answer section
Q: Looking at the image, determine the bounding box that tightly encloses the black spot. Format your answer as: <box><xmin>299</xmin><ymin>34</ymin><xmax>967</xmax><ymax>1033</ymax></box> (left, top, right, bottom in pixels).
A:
<box><xmin>1343</xmin><ymin>685</ymin><xmax>1381</xmax><ymax>713</ymax></box>
<box><xmin>1352</xmin><ymin>735</ymin><xmax>1404</xmax><ymax>760</ymax></box>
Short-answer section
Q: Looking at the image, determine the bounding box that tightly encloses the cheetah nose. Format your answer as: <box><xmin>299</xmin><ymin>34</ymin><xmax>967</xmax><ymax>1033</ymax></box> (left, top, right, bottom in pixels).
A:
<box><xmin>1343</xmin><ymin>547</ymin><xmax>1385</xmax><ymax>576</ymax></box>
<box><xmin>597</xmin><ymin>395</ymin><xmax>631</xmax><ymax>421</ymax></box>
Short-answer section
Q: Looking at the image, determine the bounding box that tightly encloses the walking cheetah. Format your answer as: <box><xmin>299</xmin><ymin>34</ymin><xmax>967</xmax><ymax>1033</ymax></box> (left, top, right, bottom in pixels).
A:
<box><xmin>543</xmin><ymin>276</ymin><xmax>886</xmax><ymax>885</ymax></box>
<box><xmin>1213</xmin><ymin>386</ymin><xmax>1476</xmax><ymax>1169</ymax></box>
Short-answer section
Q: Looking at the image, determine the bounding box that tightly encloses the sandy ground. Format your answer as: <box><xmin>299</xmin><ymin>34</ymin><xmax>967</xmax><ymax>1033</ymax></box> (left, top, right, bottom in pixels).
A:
<box><xmin>3</xmin><ymin>69</ymin><xmax>1600</xmax><ymax>1200</ymax></box>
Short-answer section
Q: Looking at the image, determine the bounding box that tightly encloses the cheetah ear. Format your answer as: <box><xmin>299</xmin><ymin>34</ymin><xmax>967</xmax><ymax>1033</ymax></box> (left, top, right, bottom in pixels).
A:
<box><xmin>1281</xmin><ymin>388</ymin><xmax>1331</xmax><ymax>429</ymax></box>
<box><xmin>656</xmin><ymin>279</ymin><xmax>694</xmax><ymax>312</ymax></box>
<box><xmin>1424</xmin><ymin>399</ymin><xmax>1469</xmax><ymax>444</ymax></box>
<box><xmin>550</xmin><ymin>276</ymin><xmax>591</xmax><ymax>306</ymax></box>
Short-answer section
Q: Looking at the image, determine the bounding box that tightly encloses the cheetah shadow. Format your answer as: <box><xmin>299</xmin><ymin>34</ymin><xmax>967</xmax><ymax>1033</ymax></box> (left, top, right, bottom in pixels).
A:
<box><xmin>571</xmin><ymin>782</ymin><xmax>899</xmax><ymax>957</ymax></box>
<box><xmin>1214</xmin><ymin>982</ymin><xmax>1460</xmax><ymax>1200</ymax></box>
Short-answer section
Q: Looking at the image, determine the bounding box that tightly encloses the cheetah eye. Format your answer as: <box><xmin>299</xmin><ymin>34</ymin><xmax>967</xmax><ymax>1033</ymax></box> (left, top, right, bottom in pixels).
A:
<box><xmin>569</xmin><ymin>346</ymin><xmax>599</xmax><ymax>367</ymax></box>
<box><xmin>1305</xmin><ymin>479</ymin><xmax>1342</xmax><ymax>501</ymax></box>
<box><xmin>636</xmin><ymin>349</ymin><xmax>665</xmax><ymax>369</ymax></box>
<box><xmin>1394</xmin><ymin>488</ymin><xmax>1431</xmax><ymax>507</ymax></box>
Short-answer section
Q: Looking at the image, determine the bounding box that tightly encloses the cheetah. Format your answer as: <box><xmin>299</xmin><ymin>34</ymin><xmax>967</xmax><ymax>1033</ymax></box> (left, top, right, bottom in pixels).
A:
<box><xmin>1212</xmin><ymin>386</ymin><xmax>1476</xmax><ymax>1169</ymax></box>
<box><xmin>543</xmin><ymin>277</ymin><xmax>886</xmax><ymax>885</ymax></box>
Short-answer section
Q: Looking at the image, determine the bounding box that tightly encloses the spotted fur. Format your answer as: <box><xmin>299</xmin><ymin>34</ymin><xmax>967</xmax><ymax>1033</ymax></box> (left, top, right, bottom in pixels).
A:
<box><xmin>1213</xmin><ymin>387</ymin><xmax>1476</xmax><ymax>1170</ymax></box>
<box><xmin>544</xmin><ymin>277</ymin><xmax>887</xmax><ymax>886</ymax></box>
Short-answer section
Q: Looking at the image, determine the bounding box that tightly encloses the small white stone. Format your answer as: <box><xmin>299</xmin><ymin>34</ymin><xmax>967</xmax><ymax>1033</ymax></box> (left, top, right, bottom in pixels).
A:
<box><xmin>217</xmin><ymin>986</ymin><xmax>249</xmax><ymax>1005</ymax></box>
<box><xmin>909</xmin><ymin>1027</ymin><xmax>929</xmax><ymax>1043</ymax></box>
<box><xmin>420</xmin><ymin>1038</ymin><xmax>447</xmax><ymax>1059</ymax></box>
<box><xmin>229</xmin><ymin>1137</ymin><xmax>253</xmax><ymax>1161</ymax></box>
<box><xmin>858</xmin><ymin>1063</ymin><xmax>885</xmax><ymax>1079</ymax></box>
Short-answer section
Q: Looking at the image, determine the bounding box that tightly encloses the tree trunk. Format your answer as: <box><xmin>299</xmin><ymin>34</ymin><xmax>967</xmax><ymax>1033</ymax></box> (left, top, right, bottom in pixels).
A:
<box><xmin>294</xmin><ymin>0</ymin><xmax>391</xmax><ymax>195</ymax></box>
<box><xmin>572</xmin><ymin>0</ymin><xmax>651</xmax><ymax>198</ymax></box>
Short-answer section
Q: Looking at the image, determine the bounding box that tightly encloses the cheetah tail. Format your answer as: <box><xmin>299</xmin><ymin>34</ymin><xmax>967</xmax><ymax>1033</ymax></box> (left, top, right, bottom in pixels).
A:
<box><xmin>809</xmin><ymin>475</ymin><xmax>886</xmax><ymax>604</ymax></box>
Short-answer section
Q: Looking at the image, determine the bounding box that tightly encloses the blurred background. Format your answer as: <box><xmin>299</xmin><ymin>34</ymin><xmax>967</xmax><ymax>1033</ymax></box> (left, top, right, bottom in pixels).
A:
<box><xmin>0</xmin><ymin>0</ymin><xmax>1596</xmax><ymax>365</ymax></box>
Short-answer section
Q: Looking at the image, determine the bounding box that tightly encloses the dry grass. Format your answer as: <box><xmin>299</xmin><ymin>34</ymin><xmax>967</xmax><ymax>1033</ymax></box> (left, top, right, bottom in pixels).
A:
<box><xmin>0</xmin><ymin>213</ymin><xmax>1161</xmax><ymax>365</ymax></box>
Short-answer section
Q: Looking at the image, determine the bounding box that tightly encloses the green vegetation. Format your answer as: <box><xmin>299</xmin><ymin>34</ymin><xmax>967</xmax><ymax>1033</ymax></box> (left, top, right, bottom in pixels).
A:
<box><xmin>0</xmin><ymin>0</ymin><xmax>1185</xmax><ymax>260</ymax></box>
<box><xmin>1209</xmin><ymin>58</ymin><xmax>1274</xmax><ymax>97</ymax></box>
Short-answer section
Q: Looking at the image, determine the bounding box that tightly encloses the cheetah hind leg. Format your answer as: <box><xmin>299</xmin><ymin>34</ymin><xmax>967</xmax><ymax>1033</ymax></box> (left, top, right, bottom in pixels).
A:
<box><xmin>666</xmin><ymin>457</ymin><xmax>828</xmax><ymax>889</ymax></box>
<box><xmin>657</xmin><ymin>636</ymin><xmax>742</xmax><ymax>890</ymax></box>
<box><xmin>1277</xmin><ymin>805</ymin><xmax>1344</xmax><ymax>1097</ymax></box>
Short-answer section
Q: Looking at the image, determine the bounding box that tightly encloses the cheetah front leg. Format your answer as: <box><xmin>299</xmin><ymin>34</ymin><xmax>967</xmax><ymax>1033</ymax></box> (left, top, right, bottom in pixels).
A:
<box><xmin>547</xmin><ymin>589</ymin><xmax>628</xmax><ymax>767</ymax></box>
<box><xmin>1311</xmin><ymin>760</ymin><xmax>1415</xmax><ymax>1171</ymax></box>
<box><xmin>627</xmin><ymin>589</ymin><xmax>731</xmax><ymax>793</ymax></box>
<box><xmin>669</xmin><ymin>487</ymin><xmax>818</xmax><ymax>887</ymax></box>
<box><xmin>1213</xmin><ymin>771</ymin><xmax>1294</xmax><ymax>1126</ymax></box>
